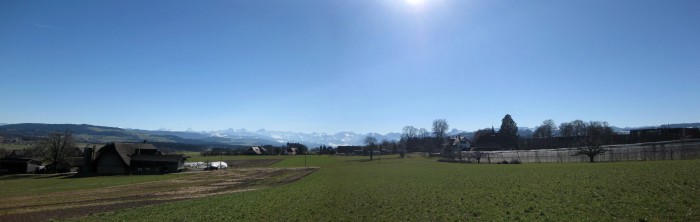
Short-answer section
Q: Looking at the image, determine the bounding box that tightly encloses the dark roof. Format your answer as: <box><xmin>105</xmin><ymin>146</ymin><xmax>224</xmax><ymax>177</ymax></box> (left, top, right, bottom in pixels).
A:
<box><xmin>451</xmin><ymin>136</ymin><xmax>472</xmax><ymax>146</ymax></box>
<box><xmin>96</xmin><ymin>143</ymin><xmax>158</xmax><ymax>166</ymax></box>
<box><xmin>63</xmin><ymin>157</ymin><xmax>84</xmax><ymax>167</ymax></box>
<box><xmin>131</xmin><ymin>154</ymin><xmax>184</xmax><ymax>163</ymax></box>
<box><xmin>8</xmin><ymin>150</ymin><xmax>26</xmax><ymax>158</ymax></box>
<box><xmin>0</xmin><ymin>157</ymin><xmax>42</xmax><ymax>165</ymax></box>
<box><xmin>67</xmin><ymin>147</ymin><xmax>84</xmax><ymax>157</ymax></box>
<box><xmin>247</xmin><ymin>146</ymin><xmax>266</xmax><ymax>155</ymax></box>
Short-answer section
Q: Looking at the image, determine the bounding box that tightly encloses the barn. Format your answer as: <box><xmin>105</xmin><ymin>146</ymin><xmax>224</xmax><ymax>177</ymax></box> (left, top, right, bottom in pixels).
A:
<box><xmin>87</xmin><ymin>142</ymin><xmax>185</xmax><ymax>175</ymax></box>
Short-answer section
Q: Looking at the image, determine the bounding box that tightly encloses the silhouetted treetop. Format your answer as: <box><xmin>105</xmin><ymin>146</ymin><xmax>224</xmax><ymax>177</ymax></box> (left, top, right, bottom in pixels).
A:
<box><xmin>499</xmin><ymin>114</ymin><xmax>518</xmax><ymax>137</ymax></box>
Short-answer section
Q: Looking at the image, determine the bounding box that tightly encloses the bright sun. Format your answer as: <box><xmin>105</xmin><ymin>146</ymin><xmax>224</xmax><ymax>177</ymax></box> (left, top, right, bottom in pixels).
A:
<box><xmin>405</xmin><ymin>0</ymin><xmax>425</xmax><ymax>6</ymax></box>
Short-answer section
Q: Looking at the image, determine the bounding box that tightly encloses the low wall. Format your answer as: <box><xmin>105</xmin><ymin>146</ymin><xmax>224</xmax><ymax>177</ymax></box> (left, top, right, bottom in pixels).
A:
<box><xmin>457</xmin><ymin>139</ymin><xmax>700</xmax><ymax>163</ymax></box>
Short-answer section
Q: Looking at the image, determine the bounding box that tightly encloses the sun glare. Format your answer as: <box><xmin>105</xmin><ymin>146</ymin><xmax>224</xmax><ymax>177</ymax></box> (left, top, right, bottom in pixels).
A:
<box><xmin>405</xmin><ymin>0</ymin><xmax>425</xmax><ymax>6</ymax></box>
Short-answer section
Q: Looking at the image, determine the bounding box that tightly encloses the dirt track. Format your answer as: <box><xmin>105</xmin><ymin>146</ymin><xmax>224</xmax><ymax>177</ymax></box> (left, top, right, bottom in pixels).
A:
<box><xmin>0</xmin><ymin>167</ymin><xmax>317</xmax><ymax>222</ymax></box>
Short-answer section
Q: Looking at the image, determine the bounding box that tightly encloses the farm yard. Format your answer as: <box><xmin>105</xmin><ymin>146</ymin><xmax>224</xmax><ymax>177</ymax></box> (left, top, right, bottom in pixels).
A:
<box><xmin>1</xmin><ymin>155</ymin><xmax>699</xmax><ymax>221</ymax></box>
<box><xmin>0</xmin><ymin>167</ymin><xmax>316</xmax><ymax>221</ymax></box>
<box><xmin>3</xmin><ymin>0</ymin><xmax>699</xmax><ymax>221</ymax></box>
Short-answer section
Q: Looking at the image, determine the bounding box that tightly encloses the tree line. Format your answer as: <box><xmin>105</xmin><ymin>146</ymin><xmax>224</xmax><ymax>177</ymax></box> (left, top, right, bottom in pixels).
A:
<box><xmin>360</xmin><ymin>115</ymin><xmax>616</xmax><ymax>162</ymax></box>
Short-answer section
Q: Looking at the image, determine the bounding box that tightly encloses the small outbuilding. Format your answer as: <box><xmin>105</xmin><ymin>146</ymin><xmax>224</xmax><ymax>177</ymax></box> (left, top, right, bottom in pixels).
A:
<box><xmin>0</xmin><ymin>150</ymin><xmax>42</xmax><ymax>174</ymax></box>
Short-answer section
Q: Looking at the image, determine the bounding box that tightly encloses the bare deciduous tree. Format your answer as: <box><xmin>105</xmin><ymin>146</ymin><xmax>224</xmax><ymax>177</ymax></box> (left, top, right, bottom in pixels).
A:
<box><xmin>559</xmin><ymin>122</ymin><xmax>575</xmax><ymax>137</ymax></box>
<box><xmin>559</xmin><ymin>120</ymin><xmax>586</xmax><ymax>137</ymax></box>
<box><xmin>402</xmin><ymin>126</ymin><xmax>418</xmax><ymax>140</ymax></box>
<box><xmin>418</xmin><ymin>128</ymin><xmax>429</xmax><ymax>138</ymax></box>
<box><xmin>573</xmin><ymin>121</ymin><xmax>613</xmax><ymax>163</ymax></box>
<box><xmin>470</xmin><ymin>151</ymin><xmax>488</xmax><ymax>163</ymax></box>
<box><xmin>364</xmin><ymin>136</ymin><xmax>377</xmax><ymax>160</ymax></box>
<box><xmin>432</xmin><ymin>119</ymin><xmax>449</xmax><ymax>140</ymax></box>
<box><xmin>37</xmin><ymin>130</ymin><xmax>74</xmax><ymax>173</ymax></box>
<box><xmin>534</xmin><ymin>119</ymin><xmax>556</xmax><ymax>138</ymax></box>
<box><xmin>572</xmin><ymin>120</ymin><xmax>587</xmax><ymax>136</ymax></box>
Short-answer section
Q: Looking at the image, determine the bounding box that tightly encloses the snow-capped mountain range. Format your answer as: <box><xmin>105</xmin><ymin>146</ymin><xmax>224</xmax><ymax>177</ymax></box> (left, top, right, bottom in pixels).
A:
<box><xmin>203</xmin><ymin>128</ymin><xmax>402</xmax><ymax>147</ymax></box>
<box><xmin>152</xmin><ymin>127</ymin><xmax>534</xmax><ymax>147</ymax></box>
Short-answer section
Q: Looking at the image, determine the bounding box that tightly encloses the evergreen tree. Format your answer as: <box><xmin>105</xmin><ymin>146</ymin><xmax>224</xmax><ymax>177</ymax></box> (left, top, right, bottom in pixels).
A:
<box><xmin>498</xmin><ymin>114</ymin><xmax>519</xmax><ymax>149</ymax></box>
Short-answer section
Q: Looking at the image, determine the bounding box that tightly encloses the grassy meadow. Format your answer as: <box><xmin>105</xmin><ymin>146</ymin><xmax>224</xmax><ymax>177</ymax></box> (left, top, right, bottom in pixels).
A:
<box><xmin>183</xmin><ymin>152</ymin><xmax>290</xmax><ymax>162</ymax></box>
<box><xmin>73</xmin><ymin>155</ymin><xmax>700</xmax><ymax>221</ymax></box>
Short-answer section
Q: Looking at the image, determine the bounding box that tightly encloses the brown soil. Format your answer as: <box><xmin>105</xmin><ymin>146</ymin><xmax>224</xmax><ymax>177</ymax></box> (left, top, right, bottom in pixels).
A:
<box><xmin>0</xmin><ymin>167</ymin><xmax>317</xmax><ymax>222</ymax></box>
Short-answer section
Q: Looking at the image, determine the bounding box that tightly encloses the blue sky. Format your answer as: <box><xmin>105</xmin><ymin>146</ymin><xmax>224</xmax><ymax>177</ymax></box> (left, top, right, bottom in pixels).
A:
<box><xmin>1</xmin><ymin>0</ymin><xmax>699</xmax><ymax>134</ymax></box>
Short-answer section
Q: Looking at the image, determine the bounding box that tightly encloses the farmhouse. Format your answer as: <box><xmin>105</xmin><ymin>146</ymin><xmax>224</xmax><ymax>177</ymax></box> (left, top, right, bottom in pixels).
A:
<box><xmin>284</xmin><ymin>147</ymin><xmax>299</xmax><ymax>155</ymax></box>
<box><xmin>84</xmin><ymin>142</ymin><xmax>185</xmax><ymax>175</ymax></box>
<box><xmin>450</xmin><ymin>135</ymin><xmax>472</xmax><ymax>151</ymax></box>
<box><xmin>247</xmin><ymin>146</ymin><xmax>267</xmax><ymax>155</ymax></box>
<box><xmin>0</xmin><ymin>150</ymin><xmax>42</xmax><ymax>174</ymax></box>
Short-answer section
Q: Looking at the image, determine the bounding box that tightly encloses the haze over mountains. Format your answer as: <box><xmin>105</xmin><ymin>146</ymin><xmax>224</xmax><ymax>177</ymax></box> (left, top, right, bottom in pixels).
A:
<box><xmin>0</xmin><ymin>123</ymin><xmax>401</xmax><ymax>148</ymax></box>
<box><xmin>1</xmin><ymin>123</ymin><xmax>699</xmax><ymax>149</ymax></box>
<box><xmin>147</xmin><ymin>127</ymin><xmax>404</xmax><ymax>147</ymax></box>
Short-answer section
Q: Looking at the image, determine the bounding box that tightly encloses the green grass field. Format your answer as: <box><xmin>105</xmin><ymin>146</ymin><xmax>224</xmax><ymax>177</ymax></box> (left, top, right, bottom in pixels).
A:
<box><xmin>73</xmin><ymin>156</ymin><xmax>700</xmax><ymax>221</ymax></box>
<box><xmin>183</xmin><ymin>152</ymin><xmax>297</xmax><ymax>162</ymax></box>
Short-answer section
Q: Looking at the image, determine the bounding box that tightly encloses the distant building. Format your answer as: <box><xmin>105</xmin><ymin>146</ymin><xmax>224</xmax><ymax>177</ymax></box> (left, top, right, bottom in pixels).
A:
<box><xmin>449</xmin><ymin>135</ymin><xmax>471</xmax><ymax>151</ymax></box>
<box><xmin>630</xmin><ymin>128</ymin><xmax>700</xmax><ymax>143</ymax></box>
<box><xmin>285</xmin><ymin>147</ymin><xmax>299</xmax><ymax>155</ymax></box>
<box><xmin>83</xmin><ymin>142</ymin><xmax>185</xmax><ymax>175</ymax></box>
<box><xmin>247</xmin><ymin>146</ymin><xmax>268</xmax><ymax>155</ymax></box>
<box><xmin>472</xmin><ymin>128</ymin><xmax>502</xmax><ymax>150</ymax></box>
<box><xmin>336</xmin><ymin>146</ymin><xmax>363</xmax><ymax>155</ymax></box>
<box><xmin>285</xmin><ymin>143</ymin><xmax>308</xmax><ymax>155</ymax></box>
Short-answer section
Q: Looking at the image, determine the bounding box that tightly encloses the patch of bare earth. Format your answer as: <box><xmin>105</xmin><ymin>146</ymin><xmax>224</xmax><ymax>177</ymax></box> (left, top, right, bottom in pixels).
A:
<box><xmin>0</xmin><ymin>167</ymin><xmax>318</xmax><ymax>222</ymax></box>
